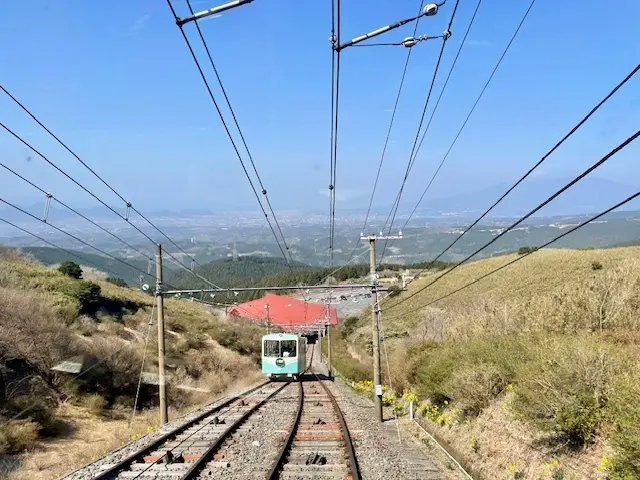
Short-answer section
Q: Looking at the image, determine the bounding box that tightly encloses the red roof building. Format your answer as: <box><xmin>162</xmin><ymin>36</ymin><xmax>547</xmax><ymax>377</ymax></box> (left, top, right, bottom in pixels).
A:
<box><xmin>228</xmin><ymin>293</ymin><xmax>338</xmax><ymax>331</ymax></box>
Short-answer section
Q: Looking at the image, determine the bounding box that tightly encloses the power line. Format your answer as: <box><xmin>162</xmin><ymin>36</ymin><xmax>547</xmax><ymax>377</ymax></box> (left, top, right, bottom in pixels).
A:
<box><xmin>378</xmin><ymin>0</ymin><xmax>460</xmax><ymax>263</ymax></box>
<box><xmin>183</xmin><ymin>0</ymin><xmax>296</xmax><ymax>269</ymax></box>
<box><xmin>357</xmin><ymin>0</ymin><xmax>425</xmax><ymax>253</ymax></box>
<box><xmin>0</xmin><ymin>84</ymin><xmax>199</xmax><ymax>271</ymax></box>
<box><xmin>386</xmin><ymin>128</ymin><xmax>640</xmax><ymax>311</ymax></box>
<box><xmin>0</xmin><ymin>161</ymin><xmax>154</xmax><ymax>265</ymax></box>
<box><xmin>0</xmin><ymin>216</ymin><xmax>152</xmax><ymax>285</ymax></box>
<box><xmin>396</xmin><ymin>0</ymin><xmax>538</xmax><ymax>237</ymax></box>
<box><xmin>164</xmin><ymin>0</ymin><xmax>290</xmax><ymax>269</ymax></box>
<box><xmin>384</xmin><ymin>187</ymin><xmax>640</xmax><ymax>320</ymax></box>
<box><xmin>0</xmin><ymin>100</ymin><xmax>228</xmax><ymax>294</ymax></box>
<box><xmin>327</xmin><ymin>0</ymin><xmax>342</xmax><ymax>309</ymax></box>
<box><xmin>387</xmin><ymin>61</ymin><xmax>640</xmax><ymax>307</ymax></box>
<box><xmin>0</xmin><ymin>201</ymin><xmax>166</xmax><ymax>286</ymax></box>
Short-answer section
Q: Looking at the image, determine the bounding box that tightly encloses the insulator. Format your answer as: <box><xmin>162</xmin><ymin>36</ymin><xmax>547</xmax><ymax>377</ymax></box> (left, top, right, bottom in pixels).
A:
<box><xmin>262</xmin><ymin>189</ymin><xmax>267</xmax><ymax>195</ymax></box>
<box><xmin>125</xmin><ymin>202</ymin><xmax>132</xmax><ymax>221</ymax></box>
<box><xmin>329</xmin><ymin>184</ymin><xmax>334</xmax><ymax>190</ymax></box>
<box><xmin>443</xmin><ymin>29</ymin><xmax>451</xmax><ymax>41</ymax></box>
<box><xmin>402</xmin><ymin>36</ymin><xmax>417</xmax><ymax>48</ymax></box>
<box><xmin>423</xmin><ymin>3</ymin><xmax>439</xmax><ymax>16</ymax></box>
<box><xmin>43</xmin><ymin>193</ymin><xmax>53</xmax><ymax>222</ymax></box>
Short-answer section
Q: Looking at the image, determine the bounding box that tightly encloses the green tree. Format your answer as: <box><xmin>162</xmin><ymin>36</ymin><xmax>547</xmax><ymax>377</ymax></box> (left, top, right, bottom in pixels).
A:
<box><xmin>387</xmin><ymin>285</ymin><xmax>402</xmax><ymax>297</ymax></box>
<box><xmin>58</xmin><ymin>260</ymin><xmax>83</xmax><ymax>279</ymax></box>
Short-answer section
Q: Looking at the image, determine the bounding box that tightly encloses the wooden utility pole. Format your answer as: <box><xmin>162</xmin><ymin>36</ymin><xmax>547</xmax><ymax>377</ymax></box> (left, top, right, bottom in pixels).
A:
<box><xmin>361</xmin><ymin>233</ymin><xmax>402</xmax><ymax>422</ymax></box>
<box><xmin>155</xmin><ymin>244</ymin><xmax>168</xmax><ymax>426</ymax></box>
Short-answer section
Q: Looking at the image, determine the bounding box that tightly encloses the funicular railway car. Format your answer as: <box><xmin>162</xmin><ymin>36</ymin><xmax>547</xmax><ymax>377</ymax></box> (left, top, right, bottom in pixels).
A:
<box><xmin>262</xmin><ymin>333</ymin><xmax>307</xmax><ymax>380</ymax></box>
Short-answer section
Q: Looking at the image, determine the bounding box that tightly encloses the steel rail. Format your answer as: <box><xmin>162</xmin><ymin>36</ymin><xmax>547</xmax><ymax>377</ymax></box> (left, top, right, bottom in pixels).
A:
<box><xmin>88</xmin><ymin>380</ymin><xmax>270</xmax><ymax>480</ymax></box>
<box><xmin>266</xmin><ymin>382</ymin><xmax>305</xmax><ymax>480</ymax></box>
<box><xmin>316</xmin><ymin>373</ymin><xmax>361</xmax><ymax>480</ymax></box>
<box><xmin>181</xmin><ymin>382</ymin><xmax>290</xmax><ymax>478</ymax></box>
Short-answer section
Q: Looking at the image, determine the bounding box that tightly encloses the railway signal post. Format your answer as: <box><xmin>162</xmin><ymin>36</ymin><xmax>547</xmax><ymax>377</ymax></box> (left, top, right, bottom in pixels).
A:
<box><xmin>361</xmin><ymin>233</ymin><xmax>402</xmax><ymax>422</ymax></box>
<box><xmin>155</xmin><ymin>244</ymin><xmax>168</xmax><ymax>425</ymax></box>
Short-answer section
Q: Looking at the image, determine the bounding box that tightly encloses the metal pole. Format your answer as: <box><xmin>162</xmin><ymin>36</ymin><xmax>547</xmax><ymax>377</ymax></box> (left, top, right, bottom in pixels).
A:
<box><xmin>369</xmin><ymin>238</ymin><xmax>383</xmax><ymax>422</ymax></box>
<box><xmin>155</xmin><ymin>244</ymin><xmax>168</xmax><ymax>426</ymax></box>
<box><xmin>327</xmin><ymin>320</ymin><xmax>332</xmax><ymax>379</ymax></box>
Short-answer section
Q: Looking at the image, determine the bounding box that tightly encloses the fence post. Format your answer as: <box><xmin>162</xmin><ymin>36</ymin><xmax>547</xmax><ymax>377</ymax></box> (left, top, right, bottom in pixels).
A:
<box><xmin>410</xmin><ymin>400</ymin><xmax>414</xmax><ymax>420</ymax></box>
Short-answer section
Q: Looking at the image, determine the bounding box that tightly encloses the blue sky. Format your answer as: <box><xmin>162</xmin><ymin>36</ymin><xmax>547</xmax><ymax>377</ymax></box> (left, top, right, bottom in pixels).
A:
<box><xmin>1</xmin><ymin>0</ymin><xmax>639</xmax><ymax>217</ymax></box>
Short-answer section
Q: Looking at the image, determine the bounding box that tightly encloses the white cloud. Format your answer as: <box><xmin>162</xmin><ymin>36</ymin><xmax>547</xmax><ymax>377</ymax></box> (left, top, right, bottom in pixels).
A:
<box><xmin>127</xmin><ymin>14</ymin><xmax>150</xmax><ymax>35</ymax></box>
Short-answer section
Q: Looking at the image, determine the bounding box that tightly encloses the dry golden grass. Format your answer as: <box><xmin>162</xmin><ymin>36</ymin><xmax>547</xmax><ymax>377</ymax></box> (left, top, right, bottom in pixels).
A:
<box><xmin>412</xmin><ymin>391</ymin><xmax>612</xmax><ymax>480</ymax></box>
<box><xmin>0</xmin><ymin>250</ymin><xmax>264</xmax><ymax>479</ymax></box>
<box><xmin>383</xmin><ymin>247</ymin><xmax>640</xmax><ymax>337</ymax></box>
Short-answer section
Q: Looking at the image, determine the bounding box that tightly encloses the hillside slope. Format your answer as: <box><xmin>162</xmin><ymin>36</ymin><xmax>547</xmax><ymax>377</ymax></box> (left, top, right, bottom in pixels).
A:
<box><xmin>0</xmin><ymin>248</ymin><xmax>264</xmax><ymax>479</ymax></box>
<box><xmin>334</xmin><ymin>247</ymin><xmax>640</xmax><ymax>480</ymax></box>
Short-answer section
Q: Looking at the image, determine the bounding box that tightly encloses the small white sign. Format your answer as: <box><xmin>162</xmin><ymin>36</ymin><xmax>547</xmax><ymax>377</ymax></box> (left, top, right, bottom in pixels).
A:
<box><xmin>375</xmin><ymin>384</ymin><xmax>383</xmax><ymax>396</ymax></box>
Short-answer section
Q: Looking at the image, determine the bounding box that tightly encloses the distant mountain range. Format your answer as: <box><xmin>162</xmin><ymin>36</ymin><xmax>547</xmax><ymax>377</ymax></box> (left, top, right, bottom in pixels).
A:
<box><xmin>424</xmin><ymin>176</ymin><xmax>638</xmax><ymax>217</ymax></box>
<box><xmin>2</xmin><ymin>176</ymin><xmax>638</xmax><ymax>222</ymax></box>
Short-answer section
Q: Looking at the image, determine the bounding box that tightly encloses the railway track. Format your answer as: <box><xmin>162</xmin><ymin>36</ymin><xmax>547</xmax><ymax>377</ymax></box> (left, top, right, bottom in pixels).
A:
<box><xmin>63</xmin><ymin>344</ymin><xmax>360</xmax><ymax>480</ymax></box>
<box><xmin>266</xmin><ymin>372</ymin><xmax>360</xmax><ymax>480</ymax></box>
<box><xmin>62</xmin><ymin>381</ymin><xmax>285</xmax><ymax>480</ymax></box>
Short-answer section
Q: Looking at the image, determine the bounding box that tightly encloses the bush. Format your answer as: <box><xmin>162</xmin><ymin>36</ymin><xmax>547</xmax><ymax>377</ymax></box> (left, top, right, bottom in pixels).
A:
<box><xmin>517</xmin><ymin>246</ymin><xmax>538</xmax><ymax>255</ymax></box>
<box><xmin>443</xmin><ymin>363</ymin><xmax>507</xmax><ymax>417</ymax></box>
<box><xmin>5</xmin><ymin>394</ymin><xmax>58</xmax><ymax>433</ymax></box>
<box><xmin>387</xmin><ymin>285</ymin><xmax>402</xmax><ymax>297</ymax></box>
<box><xmin>0</xmin><ymin>420</ymin><xmax>39</xmax><ymax>454</ymax></box>
<box><xmin>591</xmin><ymin>261</ymin><xmax>603</xmax><ymax>271</ymax></box>
<box><xmin>341</xmin><ymin>316</ymin><xmax>360</xmax><ymax>337</ymax></box>
<box><xmin>513</xmin><ymin>338</ymin><xmax>620</xmax><ymax>449</ymax></box>
<box><xmin>83</xmin><ymin>394</ymin><xmax>107</xmax><ymax>416</ymax></box>
<box><xmin>106</xmin><ymin>276</ymin><xmax>128</xmax><ymax>288</ymax></box>
<box><xmin>607</xmin><ymin>374</ymin><xmax>640</xmax><ymax>479</ymax></box>
<box><xmin>58</xmin><ymin>261</ymin><xmax>83</xmax><ymax>279</ymax></box>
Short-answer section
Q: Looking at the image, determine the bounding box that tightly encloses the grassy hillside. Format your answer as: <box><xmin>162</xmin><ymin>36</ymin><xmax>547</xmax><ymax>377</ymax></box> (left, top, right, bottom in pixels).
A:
<box><xmin>23</xmin><ymin>246</ymin><xmax>153</xmax><ymax>288</ymax></box>
<box><xmin>0</xmin><ymin>247</ymin><xmax>264</xmax><ymax>479</ymax></box>
<box><xmin>332</xmin><ymin>247</ymin><xmax>640</xmax><ymax>480</ymax></box>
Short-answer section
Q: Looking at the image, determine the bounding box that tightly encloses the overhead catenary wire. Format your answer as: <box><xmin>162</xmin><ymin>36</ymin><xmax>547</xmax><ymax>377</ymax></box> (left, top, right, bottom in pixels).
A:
<box><xmin>0</xmin><ymin>216</ymin><xmax>155</xmax><ymax>285</ymax></box>
<box><xmin>1</xmin><ymin>82</ymin><xmax>244</xmax><ymax>301</ymax></box>
<box><xmin>0</xmin><ymin>197</ymin><xmax>174</xmax><ymax>287</ymax></box>
<box><xmin>384</xmin><ymin>187</ymin><xmax>640</xmax><ymax>320</ymax></box>
<box><xmin>353</xmin><ymin>0</ymin><xmax>425</xmax><ymax>265</ymax></box>
<box><xmin>395</xmin><ymin>0</ymin><xmax>538</xmax><ymax>239</ymax></box>
<box><xmin>0</xmin><ymin>161</ymin><xmax>154</xmax><ymax>265</ymax></box>
<box><xmin>0</xmin><ymin>120</ymin><xmax>220</xmax><ymax>292</ymax></box>
<box><xmin>386</xmin><ymin>128</ymin><xmax>640</xmax><ymax>311</ymax></box>
<box><xmin>378</xmin><ymin>0</ymin><xmax>460</xmax><ymax>263</ymax></box>
<box><xmin>165</xmin><ymin>0</ymin><xmax>290</xmax><ymax>271</ymax></box>
<box><xmin>0</xmin><ymin>85</ymin><xmax>201</xmax><ymax>272</ymax></box>
<box><xmin>183</xmin><ymin>0</ymin><xmax>296</xmax><ymax>270</ymax></box>
<box><xmin>387</xmin><ymin>61</ymin><xmax>640</xmax><ymax>310</ymax></box>
<box><xmin>326</xmin><ymin>0</ymin><xmax>342</xmax><ymax>312</ymax></box>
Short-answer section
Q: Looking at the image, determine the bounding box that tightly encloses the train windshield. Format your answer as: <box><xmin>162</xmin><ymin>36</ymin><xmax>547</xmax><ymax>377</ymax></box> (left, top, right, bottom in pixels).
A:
<box><xmin>263</xmin><ymin>339</ymin><xmax>281</xmax><ymax>357</ymax></box>
<box><xmin>281</xmin><ymin>340</ymin><xmax>297</xmax><ymax>358</ymax></box>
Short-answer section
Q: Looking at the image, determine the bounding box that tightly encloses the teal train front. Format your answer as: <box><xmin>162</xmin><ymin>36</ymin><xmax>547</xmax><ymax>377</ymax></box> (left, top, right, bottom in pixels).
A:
<box><xmin>261</xmin><ymin>333</ymin><xmax>307</xmax><ymax>380</ymax></box>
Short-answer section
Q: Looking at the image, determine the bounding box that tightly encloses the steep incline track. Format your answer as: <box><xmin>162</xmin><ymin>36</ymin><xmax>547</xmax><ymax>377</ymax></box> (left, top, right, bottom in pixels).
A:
<box><xmin>266</xmin><ymin>360</ymin><xmax>360</xmax><ymax>479</ymax></box>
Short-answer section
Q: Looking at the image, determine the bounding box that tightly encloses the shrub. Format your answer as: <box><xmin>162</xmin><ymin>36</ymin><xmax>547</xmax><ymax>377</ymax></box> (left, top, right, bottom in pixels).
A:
<box><xmin>0</xmin><ymin>420</ymin><xmax>39</xmax><ymax>454</ymax></box>
<box><xmin>5</xmin><ymin>394</ymin><xmax>58</xmax><ymax>433</ymax></box>
<box><xmin>83</xmin><ymin>394</ymin><xmax>107</xmax><ymax>416</ymax></box>
<box><xmin>106</xmin><ymin>276</ymin><xmax>128</xmax><ymax>288</ymax></box>
<box><xmin>513</xmin><ymin>338</ymin><xmax>620</xmax><ymax>449</ymax></box>
<box><xmin>387</xmin><ymin>285</ymin><xmax>402</xmax><ymax>297</ymax></box>
<box><xmin>591</xmin><ymin>261</ymin><xmax>603</xmax><ymax>271</ymax></box>
<box><xmin>58</xmin><ymin>261</ymin><xmax>83</xmax><ymax>279</ymax></box>
<box><xmin>443</xmin><ymin>363</ymin><xmax>507</xmax><ymax>417</ymax></box>
<box><xmin>341</xmin><ymin>316</ymin><xmax>360</xmax><ymax>337</ymax></box>
<box><xmin>607</xmin><ymin>373</ymin><xmax>640</xmax><ymax>479</ymax></box>
<box><xmin>517</xmin><ymin>246</ymin><xmax>538</xmax><ymax>255</ymax></box>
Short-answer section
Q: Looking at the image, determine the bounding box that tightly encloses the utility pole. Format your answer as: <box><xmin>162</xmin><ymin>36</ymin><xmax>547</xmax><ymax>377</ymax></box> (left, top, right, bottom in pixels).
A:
<box><xmin>155</xmin><ymin>244</ymin><xmax>168</xmax><ymax>426</ymax></box>
<box><xmin>264</xmin><ymin>302</ymin><xmax>270</xmax><ymax>334</ymax></box>
<box><xmin>361</xmin><ymin>233</ymin><xmax>402</xmax><ymax>422</ymax></box>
